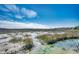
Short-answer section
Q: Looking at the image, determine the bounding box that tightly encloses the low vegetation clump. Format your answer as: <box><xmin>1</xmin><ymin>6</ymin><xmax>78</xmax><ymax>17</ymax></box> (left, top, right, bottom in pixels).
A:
<box><xmin>22</xmin><ymin>38</ymin><xmax>34</xmax><ymax>50</ymax></box>
<box><xmin>37</xmin><ymin>34</ymin><xmax>53</xmax><ymax>44</ymax></box>
<box><xmin>37</xmin><ymin>30</ymin><xmax>79</xmax><ymax>44</ymax></box>
<box><xmin>9</xmin><ymin>37</ymin><xmax>21</xmax><ymax>43</ymax></box>
<box><xmin>9</xmin><ymin>37</ymin><xmax>33</xmax><ymax>50</ymax></box>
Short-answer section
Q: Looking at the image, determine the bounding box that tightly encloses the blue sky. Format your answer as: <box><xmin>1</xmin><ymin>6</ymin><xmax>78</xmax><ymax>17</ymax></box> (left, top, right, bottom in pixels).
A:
<box><xmin>0</xmin><ymin>4</ymin><xmax>79</xmax><ymax>28</ymax></box>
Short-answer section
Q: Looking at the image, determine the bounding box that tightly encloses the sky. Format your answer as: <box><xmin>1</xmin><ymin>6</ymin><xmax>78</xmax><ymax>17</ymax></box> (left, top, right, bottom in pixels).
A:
<box><xmin>0</xmin><ymin>4</ymin><xmax>79</xmax><ymax>29</ymax></box>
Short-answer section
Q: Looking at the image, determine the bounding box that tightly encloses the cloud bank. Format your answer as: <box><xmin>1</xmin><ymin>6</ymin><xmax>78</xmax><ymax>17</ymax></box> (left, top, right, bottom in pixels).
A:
<box><xmin>0</xmin><ymin>20</ymin><xmax>50</xmax><ymax>29</ymax></box>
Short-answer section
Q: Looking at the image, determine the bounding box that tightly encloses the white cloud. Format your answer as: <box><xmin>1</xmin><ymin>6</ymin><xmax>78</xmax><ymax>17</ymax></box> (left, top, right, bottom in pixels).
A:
<box><xmin>15</xmin><ymin>15</ymin><xmax>23</xmax><ymax>19</ymax></box>
<box><xmin>4</xmin><ymin>4</ymin><xmax>23</xmax><ymax>19</ymax></box>
<box><xmin>4</xmin><ymin>4</ymin><xmax>19</xmax><ymax>13</ymax></box>
<box><xmin>3</xmin><ymin>5</ymin><xmax>37</xmax><ymax>19</ymax></box>
<box><xmin>0</xmin><ymin>20</ymin><xmax>50</xmax><ymax>29</ymax></box>
<box><xmin>21</xmin><ymin>8</ymin><xmax>37</xmax><ymax>18</ymax></box>
<box><xmin>0</xmin><ymin>15</ymin><xmax>15</xmax><ymax>22</ymax></box>
<box><xmin>0</xmin><ymin>4</ymin><xmax>37</xmax><ymax>20</ymax></box>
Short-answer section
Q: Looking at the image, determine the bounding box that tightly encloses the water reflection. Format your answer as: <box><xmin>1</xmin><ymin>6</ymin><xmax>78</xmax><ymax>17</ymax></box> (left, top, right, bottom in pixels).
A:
<box><xmin>54</xmin><ymin>39</ymin><xmax>79</xmax><ymax>49</ymax></box>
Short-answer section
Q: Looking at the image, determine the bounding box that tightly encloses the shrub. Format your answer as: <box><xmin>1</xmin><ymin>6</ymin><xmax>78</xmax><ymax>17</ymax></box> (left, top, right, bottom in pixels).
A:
<box><xmin>37</xmin><ymin>35</ymin><xmax>53</xmax><ymax>44</ymax></box>
<box><xmin>9</xmin><ymin>37</ymin><xmax>33</xmax><ymax>50</ymax></box>
<box><xmin>21</xmin><ymin>38</ymin><xmax>34</xmax><ymax>50</ymax></box>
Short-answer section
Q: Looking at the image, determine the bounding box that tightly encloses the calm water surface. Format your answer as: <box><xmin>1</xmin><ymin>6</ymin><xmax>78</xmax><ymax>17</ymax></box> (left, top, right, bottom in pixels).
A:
<box><xmin>54</xmin><ymin>39</ymin><xmax>79</xmax><ymax>49</ymax></box>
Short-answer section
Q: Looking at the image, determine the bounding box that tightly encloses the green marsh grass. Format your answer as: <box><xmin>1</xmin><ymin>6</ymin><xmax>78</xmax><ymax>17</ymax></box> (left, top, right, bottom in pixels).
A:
<box><xmin>37</xmin><ymin>30</ymin><xmax>79</xmax><ymax>44</ymax></box>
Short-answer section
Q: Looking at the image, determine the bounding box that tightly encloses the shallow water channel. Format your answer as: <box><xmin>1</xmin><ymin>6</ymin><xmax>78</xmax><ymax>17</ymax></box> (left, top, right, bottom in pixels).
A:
<box><xmin>54</xmin><ymin>39</ymin><xmax>79</xmax><ymax>49</ymax></box>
